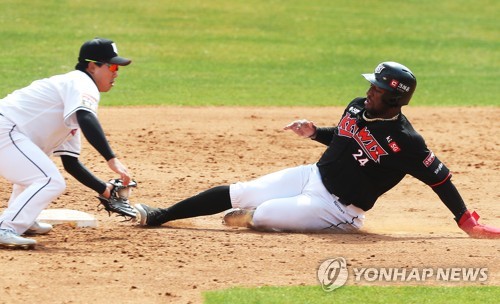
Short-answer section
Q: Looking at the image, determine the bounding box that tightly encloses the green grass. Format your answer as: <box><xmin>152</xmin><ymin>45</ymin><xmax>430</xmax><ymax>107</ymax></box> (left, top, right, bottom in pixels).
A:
<box><xmin>204</xmin><ymin>286</ymin><xmax>500</xmax><ymax>304</ymax></box>
<box><xmin>0</xmin><ymin>0</ymin><xmax>498</xmax><ymax>106</ymax></box>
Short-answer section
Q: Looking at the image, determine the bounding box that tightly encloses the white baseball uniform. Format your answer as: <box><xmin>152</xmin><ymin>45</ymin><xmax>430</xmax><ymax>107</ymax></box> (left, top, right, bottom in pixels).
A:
<box><xmin>230</xmin><ymin>164</ymin><xmax>365</xmax><ymax>232</ymax></box>
<box><xmin>0</xmin><ymin>70</ymin><xmax>100</xmax><ymax>234</ymax></box>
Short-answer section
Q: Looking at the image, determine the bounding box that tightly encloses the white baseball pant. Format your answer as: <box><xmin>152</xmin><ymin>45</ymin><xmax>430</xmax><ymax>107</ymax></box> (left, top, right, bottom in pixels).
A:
<box><xmin>0</xmin><ymin>115</ymin><xmax>66</xmax><ymax>234</ymax></box>
<box><xmin>230</xmin><ymin>164</ymin><xmax>365</xmax><ymax>232</ymax></box>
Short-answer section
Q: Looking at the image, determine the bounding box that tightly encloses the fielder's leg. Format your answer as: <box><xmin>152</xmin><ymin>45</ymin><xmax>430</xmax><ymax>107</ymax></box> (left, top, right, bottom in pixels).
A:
<box><xmin>0</xmin><ymin>129</ymin><xmax>65</xmax><ymax>238</ymax></box>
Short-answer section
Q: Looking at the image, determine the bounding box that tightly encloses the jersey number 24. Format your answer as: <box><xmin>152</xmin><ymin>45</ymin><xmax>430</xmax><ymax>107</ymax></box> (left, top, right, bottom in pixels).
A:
<box><xmin>353</xmin><ymin>149</ymin><xmax>369</xmax><ymax>166</ymax></box>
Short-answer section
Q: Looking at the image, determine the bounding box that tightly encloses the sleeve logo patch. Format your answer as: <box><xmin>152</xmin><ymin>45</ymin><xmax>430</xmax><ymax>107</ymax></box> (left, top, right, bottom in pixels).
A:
<box><xmin>348</xmin><ymin>106</ymin><xmax>361</xmax><ymax>115</ymax></box>
<box><xmin>386</xmin><ymin>136</ymin><xmax>401</xmax><ymax>153</ymax></box>
<box><xmin>81</xmin><ymin>94</ymin><xmax>98</xmax><ymax>111</ymax></box>
<box><xmin>388</xmin><ymin>141</ymin><xmax>401</xmax><ymax>153</ymax></box>
<box><xmin>423</xmin><ymin>151</ymin><xmax>435</xmax><ymax>167</ymax></box>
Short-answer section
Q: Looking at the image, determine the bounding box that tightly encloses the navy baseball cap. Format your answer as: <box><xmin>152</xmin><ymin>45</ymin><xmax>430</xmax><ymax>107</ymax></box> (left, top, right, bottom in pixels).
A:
<box><xmin>78</xmin><ymin>38</ymin><xmax>131</xmax><ymax>66</ymax></box>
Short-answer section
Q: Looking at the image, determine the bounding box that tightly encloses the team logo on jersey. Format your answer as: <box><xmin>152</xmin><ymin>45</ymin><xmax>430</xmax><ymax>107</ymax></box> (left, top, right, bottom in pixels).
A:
<box><xmin>386</xmin><ymin>136</ymin><xmax>401</xmax><ymax>153</ymax></box>
<box><xmin>338</xmin><ymin>113</ymin><xmax>388</xmax><ymax>163</ymax></box>
<box><xmin>423</xmin><ymin>151</ymin><xmax>435</xmax><ymax>167</ymax></box>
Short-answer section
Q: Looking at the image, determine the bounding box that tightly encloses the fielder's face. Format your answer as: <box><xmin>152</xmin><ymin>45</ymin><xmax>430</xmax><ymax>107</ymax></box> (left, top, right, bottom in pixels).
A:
<box><xmin>87</xmin><ymin>62</ymin><xmax>119</xmax><ymax>92</ymax></box>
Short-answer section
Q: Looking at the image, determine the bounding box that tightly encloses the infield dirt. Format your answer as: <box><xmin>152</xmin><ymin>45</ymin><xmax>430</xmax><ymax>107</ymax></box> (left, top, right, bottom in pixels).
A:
<box><xmin>1</xmin><ymin>106</ymin><xmax>499</xmax><ymax>304</ymax></box>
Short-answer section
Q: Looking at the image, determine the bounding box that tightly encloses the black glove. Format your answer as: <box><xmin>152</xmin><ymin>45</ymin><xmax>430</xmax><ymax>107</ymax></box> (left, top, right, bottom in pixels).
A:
<box><xmin>97</xmin><ymin>179</ymin><xmax>137</xmax><ymax>220</ymax></box>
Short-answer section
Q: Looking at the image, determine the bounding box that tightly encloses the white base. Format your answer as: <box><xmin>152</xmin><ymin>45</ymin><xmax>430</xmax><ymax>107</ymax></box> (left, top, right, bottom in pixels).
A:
<box><xmin>37</xmin><ymin>208</ymin><xmax>98</xmax><ymax>228</ymax></box>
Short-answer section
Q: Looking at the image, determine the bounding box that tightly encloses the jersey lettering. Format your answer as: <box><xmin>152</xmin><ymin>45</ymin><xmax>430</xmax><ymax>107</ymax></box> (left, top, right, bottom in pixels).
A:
<box><xmin>338</xmin><ymin>114</ymin><xmax>358</xmax><ymax>137</ymax></box>
<box><xmin>434</xmin><ymin>162</ymin><xmax>443</xmax><ymax>174</ymax></box>
<box><xmin>338</xmin><ymin>113</ymin><xmax>388</xmax><ymax>163</ymax></box>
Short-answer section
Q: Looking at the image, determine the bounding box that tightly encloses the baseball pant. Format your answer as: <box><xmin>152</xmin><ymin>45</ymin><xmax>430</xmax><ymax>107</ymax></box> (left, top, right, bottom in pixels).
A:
<box><xmin>230</xmin><ymin>164</ymin><xmax>365</xmax><ymax>232</ymax></box>
<box><xmin>0</xmin><ymin>115</ymin><xmax>65</xmax><ymax>234</ymax></box>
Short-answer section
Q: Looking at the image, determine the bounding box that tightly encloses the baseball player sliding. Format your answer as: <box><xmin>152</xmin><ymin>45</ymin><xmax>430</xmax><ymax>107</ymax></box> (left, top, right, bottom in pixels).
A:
<box><xmin>0</xmin><ymin>38</ymin><xmax>137</xmax><ymax>249</ymax></box>
<box><xmin>134</xmin><ymin>62</ymin><xmax>499</xmax><ymax>239</ymax></box>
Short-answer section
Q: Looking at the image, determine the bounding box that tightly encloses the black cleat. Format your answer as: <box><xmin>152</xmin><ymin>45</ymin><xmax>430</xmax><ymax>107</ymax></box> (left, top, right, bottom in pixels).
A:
<box><xmin>134</xmin><ymin>204</ymin><xmax>168</xmax><ymax>226</ymax></box>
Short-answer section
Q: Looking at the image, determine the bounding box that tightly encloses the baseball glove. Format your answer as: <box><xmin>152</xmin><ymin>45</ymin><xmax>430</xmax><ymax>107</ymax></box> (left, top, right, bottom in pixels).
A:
<box><xmin>97</xmin><ymin>179</ymin><xmax>138</xmax><ymax>220</ymax></box>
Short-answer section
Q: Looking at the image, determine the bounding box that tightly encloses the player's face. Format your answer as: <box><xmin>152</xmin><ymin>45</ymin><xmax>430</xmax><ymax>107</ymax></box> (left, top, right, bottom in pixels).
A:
<box><xmin>88</xmin><ymin>62</ymin><xmax>119</xmax><ymax>92</ymax></box>
<box><xmin>364</xmin><ymin>84</ymin><xmax>394</xmax><ymax>118</ymax></box>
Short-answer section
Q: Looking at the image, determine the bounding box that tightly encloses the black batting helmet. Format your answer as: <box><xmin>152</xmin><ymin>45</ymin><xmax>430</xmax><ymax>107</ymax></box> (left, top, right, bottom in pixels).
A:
<box><xmin>362</xmin><ymin>62</ymin><xmax>417</xmax><ymax>106</ymax></box>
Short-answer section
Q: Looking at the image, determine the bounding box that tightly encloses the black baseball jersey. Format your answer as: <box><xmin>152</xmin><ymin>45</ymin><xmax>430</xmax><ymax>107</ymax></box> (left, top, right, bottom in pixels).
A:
<box><xmin>316</xmin><ymin>98</ymin><xmax>451</xmax><ymax>211</ymax></box>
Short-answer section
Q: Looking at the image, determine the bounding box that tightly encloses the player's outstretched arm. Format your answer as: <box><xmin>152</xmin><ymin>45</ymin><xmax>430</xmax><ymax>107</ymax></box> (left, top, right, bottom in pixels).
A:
<box><xmin>457</xmin><ymin>210</ymin><xmax>500</xmax><ymax>239</ymax></box>
<box><xmin>431</xmin><ymin>181</ymin><xmax>498</xmax><ymax>239</ymax></box>
<box><xmin>284</xmin><ymin>119</ymin><xmax>338</xmax><ymax>146</ymax></box>
<box><xmin>76</xmin><ymin>110</ymin><xmax>131</xmax><ymax>185</ymax></box>
<box><xmin>284</xmin><ymin>119</ymin><xmax>317</xmax><ymax>138</ymax></box>
<box><xmin>432</xmin><ymin>179</ymin><xmax>499</xmax><ymax>239</ymax></box>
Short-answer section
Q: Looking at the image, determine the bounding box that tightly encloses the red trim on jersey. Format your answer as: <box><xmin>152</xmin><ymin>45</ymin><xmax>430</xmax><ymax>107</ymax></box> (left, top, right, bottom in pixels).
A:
<box><xmin>429</xmin><ymin>173</ymin><xmax>452</xmax><ymax>188</ymax></box>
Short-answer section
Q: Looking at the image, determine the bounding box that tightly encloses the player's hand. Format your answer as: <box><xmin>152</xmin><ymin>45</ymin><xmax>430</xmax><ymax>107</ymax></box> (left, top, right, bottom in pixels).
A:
<box><xmin>107</xmin><ymin>157</ymin><xmax>131</xmax><ymax>186</ymax></box>
<box><xmin>284</xmin><ymin>119</ymin><xmax>317</xmax><ymax>138</ymax></box>
<box><xmin>458</xmin><ymin>210</ymin><xmax>500</xmax><ymax>239</ymax></box>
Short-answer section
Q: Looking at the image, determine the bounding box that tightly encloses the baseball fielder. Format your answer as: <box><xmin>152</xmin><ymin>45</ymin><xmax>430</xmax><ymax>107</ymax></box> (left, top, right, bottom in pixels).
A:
<box><xmin>0</xmin><ymin>38</ymin><xmax>135</xmax><ymax>249</ymax></box>
<box><xmin>134</xmin><ymin>62</ymin><xmax>499</xmax><ymax>239</ymax></box>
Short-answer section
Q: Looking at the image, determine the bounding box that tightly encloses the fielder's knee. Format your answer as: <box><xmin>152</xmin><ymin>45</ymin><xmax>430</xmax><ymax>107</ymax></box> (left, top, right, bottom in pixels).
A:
<box><xmin>41</xmin><ymin>173</ymin><xmax>66</xmax><ymax>199</ymax></box>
